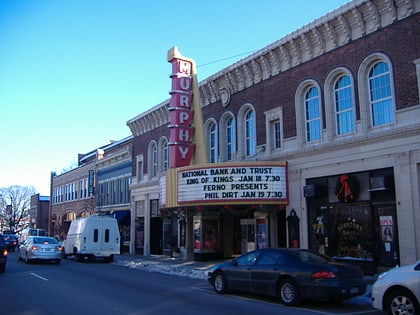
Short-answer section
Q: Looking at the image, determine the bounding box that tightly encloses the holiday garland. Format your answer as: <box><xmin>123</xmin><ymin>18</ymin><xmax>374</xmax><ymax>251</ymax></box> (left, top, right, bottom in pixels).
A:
<box><xmin>335</xmin><ymin>174</ymin><xmax>360</xmax><ymax>203</ymax></box>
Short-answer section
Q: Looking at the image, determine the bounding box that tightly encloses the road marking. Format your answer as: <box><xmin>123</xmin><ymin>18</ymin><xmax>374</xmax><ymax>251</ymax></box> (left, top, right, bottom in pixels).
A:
<box><xmin>30</xmin><ymin>273</ymin><xmax>48</xmax><ymax>281</ymax></box>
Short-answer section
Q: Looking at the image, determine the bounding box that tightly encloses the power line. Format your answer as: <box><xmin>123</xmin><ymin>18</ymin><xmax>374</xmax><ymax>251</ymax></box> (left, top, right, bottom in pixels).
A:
<box><xmin>197</xmin><ymin>50</ymin><xmax>256</xmax><ymax>68</ymax></box>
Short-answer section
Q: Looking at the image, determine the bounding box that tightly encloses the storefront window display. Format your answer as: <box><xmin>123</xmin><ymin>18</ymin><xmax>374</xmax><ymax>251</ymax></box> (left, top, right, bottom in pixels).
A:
<box><xmin>307</xmin><ymin>169</ymin><xmax>397</xmax><ymax>273</ymax></box>
<box><xmin>330</xmin><ymin>204</ymin><xmax>374</xmax><ymax>260</ymax></box>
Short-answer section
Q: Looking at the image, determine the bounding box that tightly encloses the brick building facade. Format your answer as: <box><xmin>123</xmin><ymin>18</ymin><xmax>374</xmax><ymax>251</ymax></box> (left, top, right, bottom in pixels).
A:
<box><xmin>127</xmin><ymin>0</ymin><xmax>420</xmax><ymax>273</ymax></box>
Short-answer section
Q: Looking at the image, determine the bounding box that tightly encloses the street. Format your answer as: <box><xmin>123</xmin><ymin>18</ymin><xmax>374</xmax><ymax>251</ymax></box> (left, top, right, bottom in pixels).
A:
<box><xmin>1</xmin><ymin>251</ymin><xmax>384</xmax><ymax>315</ymax></box>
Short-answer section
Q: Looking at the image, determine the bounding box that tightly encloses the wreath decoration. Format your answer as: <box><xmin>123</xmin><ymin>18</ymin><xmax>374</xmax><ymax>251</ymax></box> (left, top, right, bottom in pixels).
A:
<box><xmin>335</xmin><ymin>174</ymin><xmax>360</xmax><ymax>203</ymax></box>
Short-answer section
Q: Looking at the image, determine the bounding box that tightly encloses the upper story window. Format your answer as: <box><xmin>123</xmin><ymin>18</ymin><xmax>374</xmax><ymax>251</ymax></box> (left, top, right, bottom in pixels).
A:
<box><xmin>226</xmin><ymin>116</ymin><xmax>235</xmax><ymax>160</ymax></box>
<box><xmin>273</xmin><ymin>120</ymin><xmax>281</xmax><ymax>149</ymax></box>
<box><xmin>334</xmin><ymin>75</ymin><xmax>355</xmax><ymax>134</ymax></box>
<box><xmin>219</xmin><ymin>112</ymin><xmax>236</xmax><ymax>162</ymax></box>
<box><xmin>206</xmin><ymin>120</ymin><xmax>218</xmax><ymax>163</ymax></box>
<box><xmin>150</xmin><ymin>142</ymin><xmax>158</xmax><ymax>178</ymax></box>
<box><xmin>265</xmin><ymin>106</ymin><xmax>283</xmax><ymax>152</ymax></box>
<box><xmin>369</xmin><ymin>61</ymin><xmax>394</xmax><ymax>126</ymax></box>
<box><xmin>161</xmin><ymin>138</ymin><xmax>168</xmax><ymax>172</ymax></box>
<box><xmin>305</xmin><ymin>86</ymin><xmax>321</xmax><ymax>142</ymax></box>
<box><xmin>245</xmin><ymin>108</ymin><xmax>256</xmax><ymax>156</ymax></box>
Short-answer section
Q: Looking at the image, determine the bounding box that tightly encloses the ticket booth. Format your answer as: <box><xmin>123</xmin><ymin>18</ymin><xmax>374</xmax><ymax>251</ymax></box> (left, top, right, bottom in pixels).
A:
<box><xmin>193</xmin><ymin>215</ymin><xmax>220</xmax><ymax>260</ymax></box>
<box><xmin>240</xmin><ymin>216</ymin><xmax>269</xmax><ymax>253</ymax></box>
<box><xmin>256</xmin><ymin>217</ymin><xmax>269</xmax><ymax>249</ymax></box>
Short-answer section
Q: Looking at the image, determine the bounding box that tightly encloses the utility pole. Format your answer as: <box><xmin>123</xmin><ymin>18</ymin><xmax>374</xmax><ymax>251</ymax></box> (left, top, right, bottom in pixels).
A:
<box><xmin>6</xmin><ymin>203</ymin><xmax>12</xmax><ymax>231</ymax></box>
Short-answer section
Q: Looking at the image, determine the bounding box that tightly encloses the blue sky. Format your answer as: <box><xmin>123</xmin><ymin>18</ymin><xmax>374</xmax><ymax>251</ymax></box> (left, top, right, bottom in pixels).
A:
<box><xmin>0</xmin><ymin>0</ymin><xmax>349</xmax><ymax>195</ymax></box>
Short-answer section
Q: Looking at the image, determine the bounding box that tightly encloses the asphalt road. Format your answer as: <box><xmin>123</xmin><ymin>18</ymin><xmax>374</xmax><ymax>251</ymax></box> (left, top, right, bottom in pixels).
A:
<box><xmin>1</xmin><ymin>251</ymin><xmax>384</xmax><ymax>315</ymax></box>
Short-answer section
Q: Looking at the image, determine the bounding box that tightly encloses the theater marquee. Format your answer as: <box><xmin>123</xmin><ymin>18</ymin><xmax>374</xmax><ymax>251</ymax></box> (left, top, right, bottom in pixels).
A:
<box><xmin>161</xmin><ymin>162</ymin><xmax>288</xmax><ymax>207</ymax></box>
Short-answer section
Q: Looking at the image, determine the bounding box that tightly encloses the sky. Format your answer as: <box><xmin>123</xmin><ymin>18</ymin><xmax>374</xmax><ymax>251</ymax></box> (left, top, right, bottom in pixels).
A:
<box><xmin>0</xmin><ymin>0</ymin><xmax>350</xmax><ymax>196</ymax></box>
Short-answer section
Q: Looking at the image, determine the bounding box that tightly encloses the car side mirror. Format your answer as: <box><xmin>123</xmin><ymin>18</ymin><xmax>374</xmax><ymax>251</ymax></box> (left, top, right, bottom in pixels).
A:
<box><xmin>231</xmin><ymin>259</ymin><xmax>238</xmax><ymax>266</ymax></box>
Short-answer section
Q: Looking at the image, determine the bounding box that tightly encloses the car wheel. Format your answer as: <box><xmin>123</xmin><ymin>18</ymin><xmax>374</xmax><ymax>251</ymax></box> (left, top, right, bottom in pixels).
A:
<box><xmin>213</xmin><ymin>271</ymin><xmax>227</xmax><ymax>294</ymax></box>
<box><xmin>18</xmin><ymin>252</ymin><xmax>22</xmax><ymax>261</ymax></box>
<box><xmin>74</xmin><ymin>249</ymin><xmax>81</xmax><ymax>262</ymax></box>
<box><xmin>105</xmin><ymin>255</ymin><xmax>113</xmax><ymax>263</ymax></box>
<box><xmin>278</xmin><ymin>279</ymin><xmax>301</xmax><ymax>306</ymax></box>
<box><xmin>386</xmin><ymin>288</ymin><xmax>419</xmax><ymax>315</ymax></box>
<box><xmin>0</xmin><ymin>263</ymin><xmax>5</xmax><ymax>274</ymax></box>
<box><xmin>61</xmin><ymin>248</ymin><xmax>67</xmax><ymax>259</ymax></box>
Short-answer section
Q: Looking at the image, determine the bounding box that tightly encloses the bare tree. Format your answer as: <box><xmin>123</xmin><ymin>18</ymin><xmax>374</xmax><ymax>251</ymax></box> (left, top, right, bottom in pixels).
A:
<box><xmin>0</xmin><ymin>185</ymin><xmax>37</xmax><ymax>233</ymax></box>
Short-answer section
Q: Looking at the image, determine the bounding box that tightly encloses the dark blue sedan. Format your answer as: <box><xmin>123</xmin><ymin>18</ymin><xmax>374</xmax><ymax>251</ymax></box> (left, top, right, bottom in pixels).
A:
<box><xmin>207</xmin><ymin>248</ymin><xmax>367</xmax><ymax>306</ymax></box>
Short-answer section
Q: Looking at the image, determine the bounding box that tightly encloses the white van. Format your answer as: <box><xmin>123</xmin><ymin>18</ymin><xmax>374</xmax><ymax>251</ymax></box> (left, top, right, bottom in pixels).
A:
<box><xmin>19</xmin><ymin>228</ymin><xmax>48</xmax><ymax>245</ymax></box>
<box><xmin>62</xmin><ymin>214</ymin><xmax>120</xmax><ymax>262</ymax></box>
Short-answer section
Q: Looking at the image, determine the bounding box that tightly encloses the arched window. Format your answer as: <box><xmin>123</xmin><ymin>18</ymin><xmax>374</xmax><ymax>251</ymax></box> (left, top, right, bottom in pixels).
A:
<box><xmin>334</xmin><ymin>75</ymin><xmax>355</xmax><ymax>134</ymax></box>
<box><xmin>206</xmin><ymin>120</ymin><xmax>218</xmax><ymax>163</ymax></box>
<box><xmin>150</xmin><ymin>142</ymin><xmax>157</xmax><ymax>178</ymax></box>
<box><xmin>368</xmin><ymin>61</ymin><xmax>394</xmax><ymax>126</ymax></box>
<box><xmin>219</xmin><ymin>112</ymin><xmax>236</xmax><ymax>162</ymax></box>
<box><xmin>245</xmin><ymin>108</ymin><xmax>256</xmax><ymax>156</ymax></box>
<box><xmin>161</xmin><ymin>138</ymin><xmax>168</xmax><ymax>172</ymax></box>
<box><xmin>226</xmin><ymin>116</ymin><xmax>235</xmax><ymax>160</ymax></box>
<box><xmin>305</xmin><ymin>87</ymin><xmax>321</xmax><ymax>142</ymax></box>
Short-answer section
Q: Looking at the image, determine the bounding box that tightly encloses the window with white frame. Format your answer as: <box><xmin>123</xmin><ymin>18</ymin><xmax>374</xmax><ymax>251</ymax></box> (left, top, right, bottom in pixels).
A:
<box><xmin>369</xmin><ymin>61</ymin><xmax>394</xmax><ymax>126</ymax></box>
<box><xmin>207</xmin><ymin>120</ymin><xmax>218</xmax><ymax>163</ymax></box>
<box><xmin>161</xmin><ymin>138</ymin><xmax>168</xmax><ymax>172</ymax></box>
<box><xmin>334</xmin><ymin>75</ymin><xmax>355</xmax><ymax>134</ymax></box>
<box><xmin>305</xmin><ymin>86</ymin><xmax>321</xmax><ymax>142</ymax></box>
<box><xmin>150</xmin><ymin>142</ymin><xmax>158</xmax><ymax>178</ymax></box>
<box><xmin>245</xmin><ymin>108</ymin><xmax>256</xmax><ymax>156</ymax></box>
<box><xmin>226</xmin><ymin>116</ymin><xmax>235</xmax><ymax>160</ymax></box>
<box><xmin>265</xmin><ymin>106</ymin><xmax>283</xmax><ymax>152</ymax></box>
<box><xmin>273</xmin><ymin>120</ymin><xmax>281</xmax><ymax>149</ymax></box>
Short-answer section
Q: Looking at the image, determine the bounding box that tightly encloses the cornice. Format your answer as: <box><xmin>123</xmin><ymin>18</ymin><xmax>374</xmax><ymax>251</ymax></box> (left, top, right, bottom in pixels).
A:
<box><xmin>126</xmin><ymin>0</ymin><xmax>417</xmax><ymax>134</ymax></box>
<box><xmin>200</xmin><ymin>0</ymin><xmax>417</xmax><ymax>107</ymax></box>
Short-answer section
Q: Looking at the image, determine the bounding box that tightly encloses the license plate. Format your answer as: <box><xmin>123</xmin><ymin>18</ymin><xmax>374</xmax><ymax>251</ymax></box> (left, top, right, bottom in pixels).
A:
<box><xmin>42</xmin><ymin>248</ymin><xmax>52</xmax><ymax>252</ymax></box>
<box><xmin>350</xmin><ymin>287</ymin><xmax>359</xmax><ymax>294</ymax></box>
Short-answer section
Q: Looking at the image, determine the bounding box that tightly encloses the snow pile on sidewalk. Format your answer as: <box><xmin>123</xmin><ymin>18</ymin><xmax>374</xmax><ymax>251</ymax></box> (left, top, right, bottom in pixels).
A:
<box><xmin>114</xmin><ymin>258</ymin><xmax>209</xmax><ymax>280</ymax></box>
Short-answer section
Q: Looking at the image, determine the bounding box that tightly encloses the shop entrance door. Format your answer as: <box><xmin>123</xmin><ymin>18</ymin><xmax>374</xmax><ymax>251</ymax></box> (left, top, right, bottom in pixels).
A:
<box><xmin>240</xmin><ymin>218</ymin><xmax>255</xmax><ymax>253</ymax></box>
<box><xmin>374</xmin><ymin>204</ymin><xmax>399</xmax><ymax>267</ymax></box>
<box><xmin>150</xmin><ymin>217</ymin><xmax>162</xmax><ymax>255</ymax></box>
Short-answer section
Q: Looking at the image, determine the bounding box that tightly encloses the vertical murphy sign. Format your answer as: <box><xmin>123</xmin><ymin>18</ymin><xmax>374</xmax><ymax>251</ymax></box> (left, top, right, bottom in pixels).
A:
<box><xmin>163</xmin><ymin>47</ymin><xmax>207</xmax><ymax>208</ymax></box>
<box><xmin>168</xmin><ymin>47</ymin><xmax>195</xmax><ymax>168</ymax></box>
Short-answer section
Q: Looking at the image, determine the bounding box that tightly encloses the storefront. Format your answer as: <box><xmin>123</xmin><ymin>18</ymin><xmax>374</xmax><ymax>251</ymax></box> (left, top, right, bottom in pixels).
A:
<box><xmin>305</xmin><ymin>167</ymin><xmax>398</xmax><ymax>274</ymax></box>
<box><xmin>159</xmin><ymin>161</ymin><xmax>289</xmax><ymax>260</ymax></box>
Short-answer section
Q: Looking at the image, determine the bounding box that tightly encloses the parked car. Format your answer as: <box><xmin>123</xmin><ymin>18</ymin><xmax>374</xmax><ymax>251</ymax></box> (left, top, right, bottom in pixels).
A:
<box><xmin>207</xmin><ymin>248</ymin><xmax>367</xmax><ymax>306</ymax></box>
<box><xmin>0</xmin><ymin>234</ymin><xmax>7</xmax><ymax>273</ymax></box>
<box><xmin>18</xmin><ymin>236</ymin><xmax>62</xmax><ymax>264</ymax></box>
<box><xmin>3</xmin><ymin>234</ymin><xmax>18</xmax><ymax>252</ymax></box>
<box><xmin>371</xmin><ymin>261</ymin><xmax>420</xmax><ymax>315</ymax></box>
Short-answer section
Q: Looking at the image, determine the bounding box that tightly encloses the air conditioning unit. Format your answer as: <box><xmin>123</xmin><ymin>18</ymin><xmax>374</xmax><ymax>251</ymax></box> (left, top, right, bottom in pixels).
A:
<box><xmin>303</xmin><ymin>185</ymin><xmax>316</xmax><ymax>197</ymax></box>
<box><xmin>369</xmin><ymin>176</ymin><xmax>392</xmax><ymax>191</ymax></box>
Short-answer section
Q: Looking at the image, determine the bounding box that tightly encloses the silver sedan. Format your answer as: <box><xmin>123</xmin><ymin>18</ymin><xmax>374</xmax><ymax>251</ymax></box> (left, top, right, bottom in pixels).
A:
<box><xmin>18</xmin><ymin>236</ymin><xmax>62</xmax><ymax>264</ymax></box>
<box><xmin>371</xmin><ymin>261</ymin><xmax>420</xmax><ymax>315</ymax></box>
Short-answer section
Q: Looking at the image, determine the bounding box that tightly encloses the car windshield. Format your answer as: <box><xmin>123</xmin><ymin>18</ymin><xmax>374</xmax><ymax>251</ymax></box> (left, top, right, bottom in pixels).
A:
<box><xmin>33</xmin><ymin>238</ymin><xmax>58</xmax><ymax>245</ymax></box>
